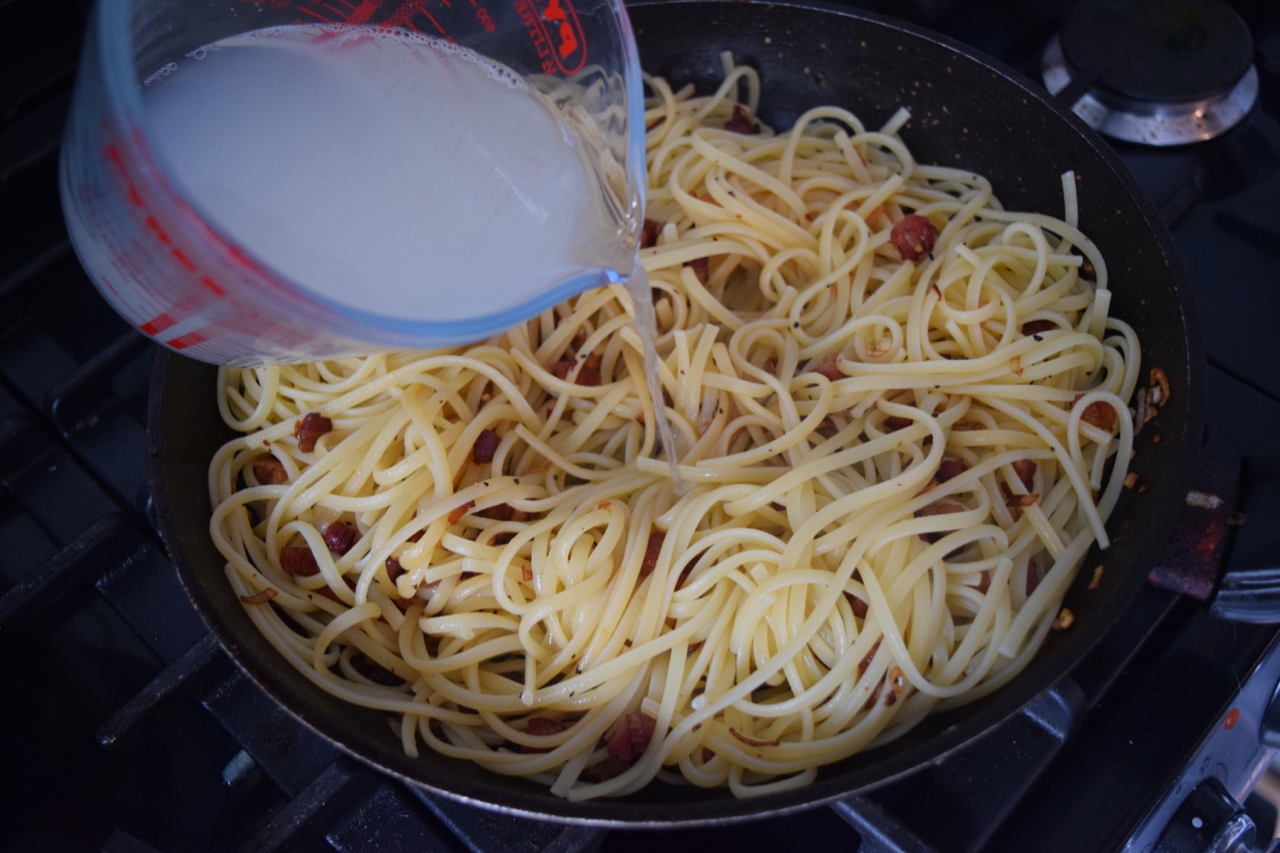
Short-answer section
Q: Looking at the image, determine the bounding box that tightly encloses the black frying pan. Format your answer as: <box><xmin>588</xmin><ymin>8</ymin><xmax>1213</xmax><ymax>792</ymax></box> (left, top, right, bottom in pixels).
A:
<box><xmin>149</xmin><ymin>0</ymin><xmax>1204</xmax><ymax>824</ymax></box>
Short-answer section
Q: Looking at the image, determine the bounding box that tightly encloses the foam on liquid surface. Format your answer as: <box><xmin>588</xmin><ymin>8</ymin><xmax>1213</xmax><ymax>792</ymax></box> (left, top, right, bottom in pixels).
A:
<box><xmin>143</xmin><ymin>25</ymin><xmax>624</xmax><ymax>322</ymax></box>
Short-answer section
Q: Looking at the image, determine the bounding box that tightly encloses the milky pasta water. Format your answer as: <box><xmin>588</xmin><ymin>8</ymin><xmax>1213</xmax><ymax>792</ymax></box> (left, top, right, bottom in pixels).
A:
<box><xmin>141</xmin><ymin>24</ymin><xmax>627</xmax><ymax>322</ymax></box>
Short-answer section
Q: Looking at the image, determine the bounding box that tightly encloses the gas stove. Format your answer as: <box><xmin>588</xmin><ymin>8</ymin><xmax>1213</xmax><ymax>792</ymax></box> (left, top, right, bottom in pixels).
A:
<box><xmin>2</xmin><ymin>1</ymin><xmax>1279</xmax><ymax>851</ymax></box>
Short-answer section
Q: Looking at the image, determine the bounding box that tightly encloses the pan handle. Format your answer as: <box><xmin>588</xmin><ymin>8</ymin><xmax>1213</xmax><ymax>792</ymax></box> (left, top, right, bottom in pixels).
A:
<box><xmin>1211</xmin><ymin>568</ymin><xmax>1280</xmax><ymax>624</ymax></box>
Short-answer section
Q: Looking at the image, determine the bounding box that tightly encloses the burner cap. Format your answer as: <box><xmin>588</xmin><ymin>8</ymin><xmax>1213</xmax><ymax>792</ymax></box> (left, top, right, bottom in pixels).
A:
<box><xmin>1060</xmin><ymin>0</ymin><xmax>1252</xmax><ymax>104</ymax></box>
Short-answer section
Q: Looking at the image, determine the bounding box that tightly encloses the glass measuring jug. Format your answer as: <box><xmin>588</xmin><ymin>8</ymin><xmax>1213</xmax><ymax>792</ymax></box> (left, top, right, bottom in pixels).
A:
<box><xmin>60</xmin><ymin>0</ymin><xmax>646</xmax><ymax>365</ymax></box>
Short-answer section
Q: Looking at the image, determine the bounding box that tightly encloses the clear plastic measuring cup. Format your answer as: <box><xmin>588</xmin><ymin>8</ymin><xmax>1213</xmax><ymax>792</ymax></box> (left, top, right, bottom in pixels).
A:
<box><xmin>60</xmin><ymin>0</ymin><xmax>646</xmax><ymax>365</ymax></box>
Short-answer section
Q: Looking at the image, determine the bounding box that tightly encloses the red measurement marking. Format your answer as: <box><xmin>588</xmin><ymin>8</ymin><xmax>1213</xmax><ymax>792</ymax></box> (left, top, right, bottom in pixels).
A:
<box><xmin>200</xmin><ymin>276</ymin><xmax>227</xmax><ymax>297</ymax></box>
<box><xmin>166</xmin><ymin>331</ymin><xmax>207</xmax><ymax>350</ymax></box>
<box><xmin>1224</xmin><ymin>708</ymin><xmax>1239</xmax><ymax>730</ymax></box>
<box><xmin>227</xmin><ymin>245</ymin><xmax>255</xmax><ymax>270</ymax></box>
<box><xmin>171</xmin><ymin>248</ymin><xmax>197</xmax><ymax>272</ymax></box>
<box><xmin>141</xmin><ymin>314</ymin><xmax>177</xmax><ymax>335</ymax></box>
<box><xmin>127</xmin><ymin>185</ymin><xmax>144</xmax><ymax>207</ymax></box>
<box><xmin>345</xmin><ymin>0</ymin><xmax>388</xmax><ymax>24</ymax></box>
<box><xmin>321</xmin><ymin>2</ymin><xmax>345</xmax><ymax>15</ymax></box>
<box><xmin>104</xmin><ymin>144</ymin><xmax>127</xmax><ymax>177</ymax></box>
<box><xmin>419</xmin><ymin>8</ymin><xmax>445</xmax><ymax>33</ymax></box>
<box><xmin>145</xmin><ymin>216</ymin><xmax>173</xmax><ymax>246</ymax></box>
<box><xmin>300</xmin><ymin>6</ymin><xmax>335</xmax><ymax>21</ymax></box>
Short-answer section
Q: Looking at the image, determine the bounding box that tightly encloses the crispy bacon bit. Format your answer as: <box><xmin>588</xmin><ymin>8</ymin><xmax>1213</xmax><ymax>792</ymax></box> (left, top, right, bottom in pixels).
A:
<box><xmin>844</xmin><ymin>591</ymin><xmax>869</xmax><ymax>619</ymax></box>
<box><xmin>730</xmin><ymin>728</ymin><xmax>780</xmax><ymax>748</ymax></box>
<box><xmin>1088</xmin><ymin>564</ymin><xmax>1104</xmax><ymax>590</ymax></box>
<box><xmin>915</xmin><ymin>501</ymin><xmax>964</xmax><ymax>544</ymax></box>
<box><xmin>686</xmin><ymin>256</ymin><xmax>709</xmax><ymax>284</ymax></box>
<box><xmin>240</xmin><ymin>588</ymin><xmax>278</xmax><ymax>605</ymax></box>
<box><xmin>448</xmin><ymin>500</ymin><xmax>476</xmax><ymax>524</ymax></box>
<box><xmin>323</xmin><ymin>522</ymin><xmax>356</xmax><ymax>555</ymax></box>
<box><xmin>1012</xmin><ymin>460</ymin><xmax>1037</xmax><ymax>492</ymax></box>
<box><xmin>1021</xmin><ymin>319</ymin><xmax>1056</xmax><ymax>336</ymax></box>
<box><xmin>280</xmin><ymin>546</ymin><xmax>320</xmax><ymax>576</ymax></box>
<box><xmin>762</xmin><ymin>357</ymin><xmax>778</xmax><ymax>377</ymax></box>
<box><xmin>1010</xmin><ymin>355</ymin><xmax>1023</xmax><ymax>377</ymax></box>
<box><xmin>581</xmin><ymin>756</ymin><xmax>630</xmax><ymax>783</ymax></box>
<box><xmin>1078</xmin><ymin>399</ymin><xmax>1117</xmax><ymax>431</ymax></box>
<box><xmin>1080</xmin><ymin>256</ymin><xmax>1096</xmax><ymax>280</ymax></box>
<box><xmin>314</xmin><ymin>585</ymin><xmax>342</xmax><ymax>602</ymax></box>
<box><xmin>885</xmin><ymin>415</ymin><xmax>913</xmax><ymax>431</ymax></box>
<box><xmin>724</xmin><ymin>103</ymin><xmax>759</xmax><ymax>134</ymax></box>
<box><xmin>888</xmin><ymin>666</ymin><xmax>906</xmax><ymax>694</ymax></box>
<box><xmin>607</xmin><ymin>713</ymin><xmax>656</xmax><ymax>763</ymax></box>
<box><xmin>1053</xmin><ymin>608</ymin><xmax>1075</xmax><ymax>631</ymax></box>
<box><xmin>253</xmin><ymin>456</ymin><xmax>288</xmax><ymax>485</ymax></box>
<box><xmin>1005</xmin><ymin>492</ymin><xmax>1038</xmax><ymax>508</ymax></box>
<box><xmin>884</xmin><ymin>691</ymin><xmax>898</xmax><ymax>707</ymax></box>
<box><xmin>478</xmin><ymin>503</ymin><xmax>515</xmax><ymax>521</ymax></box>
<box><xmin>294</xmin><ymin>412</ymin><xmax>333</xmax><ymax>453</ymax></box>
<box><xmin>552</xmin><ymin>356</ymin><xmax>576</xmax><ymax>380</ymax></box>
<box><xmin>522</xmin><ymin>565</ymin><xmax>533</xmax><ymax>582</ymax></box>
<box><xmin>385</xmin><ymin>557</ymin><xmax>404</xmax><ymax>582</ymax></box>
<box><xmin>890</xmin><ymin>214</ymin><xmax>938</xmax><ymax>261</ymax></box>
<box><xmin>520</xmin><ymin>717</ymin><xmax>566</xmax><ymax>753</ymax></box>
<box><xmin>937</xmin><ymin>458</ymin><xmax>969</xmax><ymax>483</ymax></box>
<box><xmin>1124</xmin><ymin>472</ymin><xmax>1139</xmax><ymax>489</ymax></box>
<box><xmin>577</xmin><ymin>365</ymin><xmax>602</xmax><ymax>387</ymax></box>
<box><xmin>640</xmin><ymin>531</ymin><xmax>665</xmax><ymax>578</ymax></box>
<box><xmin>810</xmin><ymin>351</ymin><xmax>842</xmax><ymax>381</ymax></box>
<box><xmin>915</xmin><ymin>481</ymin><xmax>938</xmax><ymax>497</ymax></box>
<box><xmin>701</xmin><ymin>747</ymin><xmax>715</xmax><ymax>763</ymax></box>
<box><xmin>641</xmin><ymin>218</ymin><xmax>661</xmax><ymax>249</ymax></box>
<box><xmin>975</xmin><ymin>570</ymin><xmax>992</xmax><ymax>594</ymax></box>
<box><xmin>1150</xmin><ymin>367</ymin><xmax>1171</xmax><ymax>407</ymax></box>
<box><xmin>489</xmin><ymin>532</ymin><xmax>515</xmax><ymax>546</ymax></box>
<box><xmin>353</xmin><ymin>655</ymin><xmax>404</xmax><ymax>686</ymax></box>
<box><xmin>473</xmin><ymin>429</ymin><xmax>501</xmax><ymax>464</ymax></box>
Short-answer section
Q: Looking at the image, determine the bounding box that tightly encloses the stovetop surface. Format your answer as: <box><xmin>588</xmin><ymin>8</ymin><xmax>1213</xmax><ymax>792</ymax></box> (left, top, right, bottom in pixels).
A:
<box><xmin>2</xmin><ymin>1</ymin><xmax>1279</xmax><ymax>852</ymax></box>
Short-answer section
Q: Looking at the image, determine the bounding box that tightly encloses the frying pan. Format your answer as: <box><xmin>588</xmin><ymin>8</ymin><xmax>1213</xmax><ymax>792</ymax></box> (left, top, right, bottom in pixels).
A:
<box><xmin>148</xmin><ymin>0</ymin><xmax>1205</xmax><ymax>825</ymax></box>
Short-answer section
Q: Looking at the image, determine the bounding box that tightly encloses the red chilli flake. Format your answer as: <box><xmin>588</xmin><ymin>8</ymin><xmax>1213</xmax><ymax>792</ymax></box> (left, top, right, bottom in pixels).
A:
<box><xmin>253</xmin><ymin>456</ymin><xmax>288</xmax><ymax>485</ymax></box>
<box><xmin>606</xmin><ymin>713</ymin><xmax>656</xmax><ymax>763</ymax></box>
<box><xmin>724</xmin><ymin>103</ymin><xmax>759</xmax><ymax>134</ymax></box>
<box><xmin>473</xmin><ymin>429</ymin><xmax>501</xmax><ymax>464</ymax></box>
<box><xmin>240</xmin><ymin>588</ymin><xmax>278</xmax><ymax>605</ymax></box>
<box><xmin>294</xmin><ymin>412</ymin><xmax>332</xmax><ymax>453</ymax></box>
<box><xmin>730</xmin><ymin>728</ymin><xmax>780</xmax><ymax>748</ymax></box>
<box><xmin>280</xmin><ymin>546</ymin><xmax>320</xmax><ymax>576</ymax></box>
<box><xmin>448</xmin><ymin>500</ymin><xmax>476</xmax><ymax>525</ymax></box>
<box><xmin>890</xmin><ymin>214</ymin><xmax>938</xmax><ymax>261</ymax></box>
<box><xmin>477</xmin><ymin>503</ymin><xmax>515</xmax><ymax>521</ymax></box>
<box><xmin>322</xmin><ymin>522</ymin><xmax>356</xmax><ymax>555</ymax></box>
<box><xmin>640</xmin><ymin>530</ymin><xmax>666</xmax><ymax>578</ymax></box>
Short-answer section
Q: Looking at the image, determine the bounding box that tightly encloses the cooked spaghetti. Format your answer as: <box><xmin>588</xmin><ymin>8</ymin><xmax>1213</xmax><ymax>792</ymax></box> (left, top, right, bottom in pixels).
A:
<box><xmin>209</xmin><ymin>61</ymin><xmax>1141</xmax><ymax>799</ymax></box>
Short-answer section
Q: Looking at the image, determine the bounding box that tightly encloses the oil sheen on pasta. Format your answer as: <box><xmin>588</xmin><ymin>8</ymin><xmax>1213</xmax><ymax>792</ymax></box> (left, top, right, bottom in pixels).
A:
<box><xmin>209</xmin><ymin>63</ymin><xmax>1140</xmax><ymax>801</ymax></box>
<box><xmin>142</xmin><ymin>24</ymin><xmax>626</xmax><ymax>322</ymax></box>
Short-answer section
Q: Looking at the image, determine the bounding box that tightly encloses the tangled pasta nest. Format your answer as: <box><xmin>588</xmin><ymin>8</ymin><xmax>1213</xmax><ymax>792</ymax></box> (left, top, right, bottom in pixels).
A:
<box><xmin>210</xmin><ymin>62</ymin><xmax>1139</xmax><ymax>800</ymax></box>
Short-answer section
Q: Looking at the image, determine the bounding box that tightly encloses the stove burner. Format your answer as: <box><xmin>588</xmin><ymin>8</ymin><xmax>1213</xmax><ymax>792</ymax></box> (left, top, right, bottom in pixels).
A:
<box><xmin>1042</xmin><ymin>0</ymin><xmax>1259</xmax><ymax>146</ymax></box>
